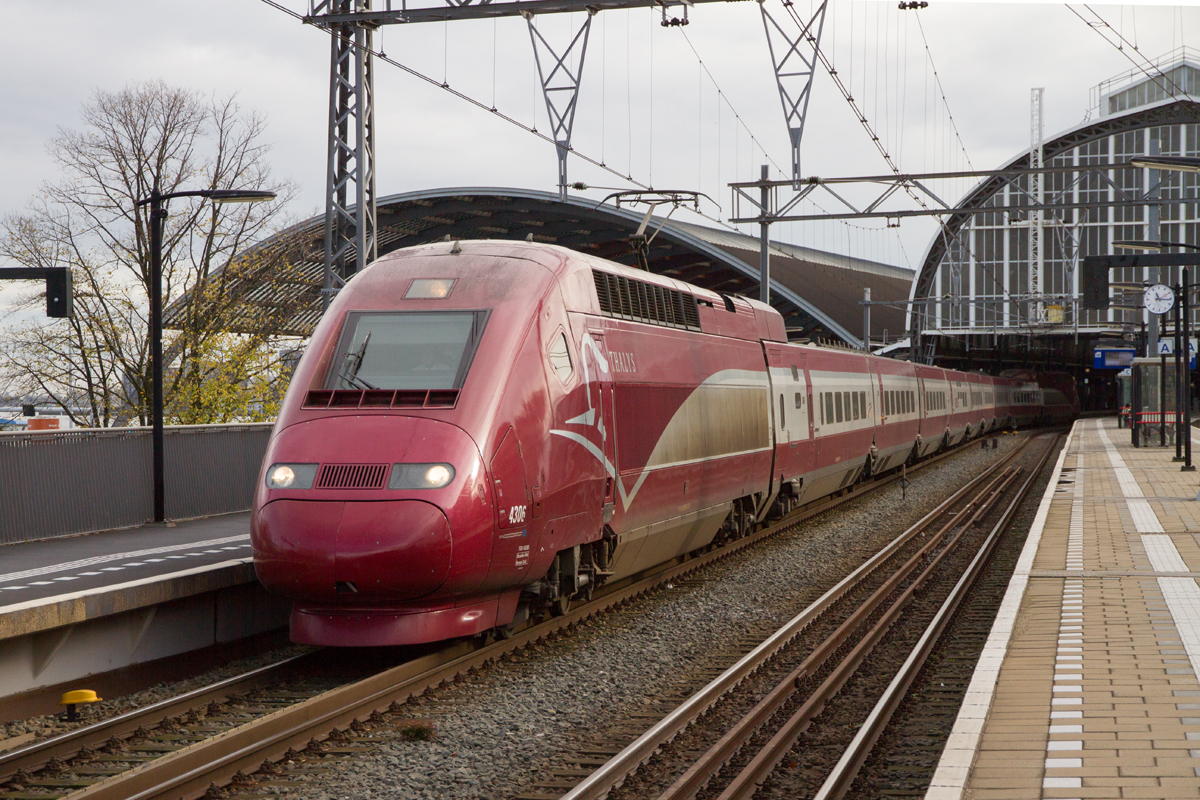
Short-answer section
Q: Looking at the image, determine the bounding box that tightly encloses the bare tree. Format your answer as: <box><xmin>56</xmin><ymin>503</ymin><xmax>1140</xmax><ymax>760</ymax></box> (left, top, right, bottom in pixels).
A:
<box><xmin>0</xmin><ymin>81</ymin><xmax>304</xmax><ymax>427</ymax></box>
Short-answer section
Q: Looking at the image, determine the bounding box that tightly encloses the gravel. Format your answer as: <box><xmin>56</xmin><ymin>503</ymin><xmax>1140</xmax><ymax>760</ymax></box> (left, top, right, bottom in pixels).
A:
<box><xmin>255</xmin><ymin>436</ymin><xmax>1020</xmax><ymax>800</ymax></box>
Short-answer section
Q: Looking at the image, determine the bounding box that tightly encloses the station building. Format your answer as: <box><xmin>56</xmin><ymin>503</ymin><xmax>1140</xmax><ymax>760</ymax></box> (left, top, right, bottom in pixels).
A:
<box><xmin>907</xmin><ymin>52</ymin><xmax>1200</xmax><ymax>409</ymax></box>
<box><xmin>182</xmin><ymin>53</ymin><xmax>1199</xmax><ymax>416</ymax></box>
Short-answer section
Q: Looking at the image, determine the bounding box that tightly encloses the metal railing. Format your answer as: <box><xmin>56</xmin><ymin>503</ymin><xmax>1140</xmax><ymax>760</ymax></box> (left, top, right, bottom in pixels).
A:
<box><xmin>0</xmin><ymin>423</ymin><xmax>272</xmax><ymax>545</ymax></box>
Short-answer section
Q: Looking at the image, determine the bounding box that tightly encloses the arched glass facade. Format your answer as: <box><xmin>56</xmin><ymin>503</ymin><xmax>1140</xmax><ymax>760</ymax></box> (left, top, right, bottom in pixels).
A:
<box><xmin>909</xmin><ymin>96</ymin><xmax>1200</xmax><ymax>350</ymax></box>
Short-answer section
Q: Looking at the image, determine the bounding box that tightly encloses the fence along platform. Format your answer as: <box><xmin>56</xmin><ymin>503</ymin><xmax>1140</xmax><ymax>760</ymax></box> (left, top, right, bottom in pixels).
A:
<box><xmin>0</xmin><ymin>423</ymin><xmax>271</xmax><ymax>544</ymax></box>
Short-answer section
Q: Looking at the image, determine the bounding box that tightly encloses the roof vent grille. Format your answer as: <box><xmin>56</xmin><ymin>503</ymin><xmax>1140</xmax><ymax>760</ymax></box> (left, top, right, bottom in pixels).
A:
<box><xmin>592</xmin><ymin>270</ymin><xmax>701</xmax><ymax>331</ymax></box>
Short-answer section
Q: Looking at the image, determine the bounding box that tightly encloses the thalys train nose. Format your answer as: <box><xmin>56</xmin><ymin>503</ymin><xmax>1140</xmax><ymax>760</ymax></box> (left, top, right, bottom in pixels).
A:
<box><xmin>254</xmin><ymin>498</ymin><xmax>452</xmax><ymax>602</ymax></box>
<box><xmin>252</xmin><ymin>414</ymin><xmax>489</xmax><ymax>604</ymax></box>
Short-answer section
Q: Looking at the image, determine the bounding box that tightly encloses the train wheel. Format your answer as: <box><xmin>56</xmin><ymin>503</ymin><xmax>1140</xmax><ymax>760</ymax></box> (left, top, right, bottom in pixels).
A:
<box><xmin>551</xmin><ymin>594</ymin><xmax>571</xmax><ymax>616</ymax></box>
<box><xmin>738</xmin><ymin>503</ymin><xmax>753</xmax><ymax>538</ymax></box>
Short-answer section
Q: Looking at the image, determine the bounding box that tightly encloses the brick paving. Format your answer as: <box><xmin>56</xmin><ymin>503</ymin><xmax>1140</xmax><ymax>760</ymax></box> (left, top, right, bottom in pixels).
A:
<box><xmin>927</xmin><ymin>418</ymin><xmax>1200</xmax><ymax>799</ymax></box>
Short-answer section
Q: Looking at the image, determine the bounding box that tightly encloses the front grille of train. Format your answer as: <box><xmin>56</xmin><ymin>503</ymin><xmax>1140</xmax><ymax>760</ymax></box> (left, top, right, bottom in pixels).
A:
<box><xmin>303</xmin><ymin>389</ymin><xmax>459</xmax><ymax>409</ymax></box>
<box><xmin>315</xmin><ymin>463</ymin><xmax>389</xmax><ymax>489</ymax></box>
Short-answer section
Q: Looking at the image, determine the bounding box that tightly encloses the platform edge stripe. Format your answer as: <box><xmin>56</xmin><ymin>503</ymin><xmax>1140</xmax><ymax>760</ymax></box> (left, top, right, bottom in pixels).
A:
<box><xmin>0</xmin><ymin>534</ymin><xmax>250</xmax><ymax>585</ymax></box>
<box><xmin>922</xmin><ymin>424</ymin><xmax>1076</xmax><ymax>800</ymax></box>
<box><xmin>0</xmin><ymin>558</ymin><xmax>255</xmax><ymax>642</ymax></box>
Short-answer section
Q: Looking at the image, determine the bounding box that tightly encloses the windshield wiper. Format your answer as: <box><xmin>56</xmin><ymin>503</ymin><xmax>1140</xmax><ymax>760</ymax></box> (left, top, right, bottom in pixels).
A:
<box><xmin>337</xmin><ymin>332</ymin><xmax>378</xmax><ymax>390</ymax></box>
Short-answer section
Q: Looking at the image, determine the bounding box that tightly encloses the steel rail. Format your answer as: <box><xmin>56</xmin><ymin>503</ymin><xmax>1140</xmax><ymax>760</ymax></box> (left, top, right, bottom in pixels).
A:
<box><xmin>656</xmin><ymin>468</ymin><xmax>1016</xmax><ymax>800</ymax></box>
<box><xmin>714</xmin><ymin>467</ymin><xmax>1023</xmax><ymax>800</ymax></box>
<box><xmin>557</xmin><ymin>437</ymin><xmax>1033</xmax><ymax>800</ymax></box>
<box><xmin>8</xmin><ymin>433</ymin><xmax>1007</xmax><ymax>799</ymax></box>
<box><xmin>0</xmin><ymin>653</ymin><xmax>313</xmax><ymax>783</ymax></box>
<box><xmin>810</xmin><ymin>434</ymin><xmax>1060</xmax><ymax>800</ymax></box>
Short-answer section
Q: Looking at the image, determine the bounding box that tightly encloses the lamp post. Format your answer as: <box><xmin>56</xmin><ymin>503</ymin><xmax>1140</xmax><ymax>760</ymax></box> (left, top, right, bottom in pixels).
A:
<box><xmin>1115</xmin><ymin>239</ymin><xmax>1200</xmax><ymax>471</ymax></box>
<box><xmin>135</xmin><ymin>187</ymin><xmax>276</xmax><ymax>523</ymax></box>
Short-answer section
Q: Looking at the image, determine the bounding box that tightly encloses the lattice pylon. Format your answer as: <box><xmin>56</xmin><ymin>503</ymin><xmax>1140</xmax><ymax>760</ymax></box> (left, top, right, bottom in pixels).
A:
<box><xmin>1029</xmin><ymin>87</ymin><xmax>1044</xmax><ymax>322</ymax></box>
<box><xmin>526</xmin><ymin>10</ymin><xmax>595</xmax><ymax>201</ymax></box>
<box><xmin>760</xmin><ymin>0</ymin><xmax>828</xmax><ymax>188</ymax></box>
<box><xmin>320</xmin><ymin>0</ymin><xmax>377</xmax><ymax>310</ymax></box>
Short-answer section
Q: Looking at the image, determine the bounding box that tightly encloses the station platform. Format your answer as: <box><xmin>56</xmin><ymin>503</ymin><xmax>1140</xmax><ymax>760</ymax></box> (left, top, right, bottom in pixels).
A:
<box><xmin>0</xmin><ymin>514</ymin><xmax>287</xmax><ymax>703</ymax></box>
<box><xmin>927</xmin><ymin>417</ymin><xmax>1200</xmax><ymax>799</ymax></box>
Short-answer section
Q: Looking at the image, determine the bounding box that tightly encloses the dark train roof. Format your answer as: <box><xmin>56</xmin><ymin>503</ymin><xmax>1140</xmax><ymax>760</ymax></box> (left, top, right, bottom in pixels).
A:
<box><xmin>169</xmin><ymin>187</ymin><xmax>913</xmax><ymax>346</ymax></box>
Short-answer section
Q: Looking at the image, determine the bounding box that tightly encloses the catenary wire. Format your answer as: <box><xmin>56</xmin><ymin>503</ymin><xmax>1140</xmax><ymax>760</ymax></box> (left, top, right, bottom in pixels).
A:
<box><xmin>257</xmin><ymin>0</ymin><xmax>651</xmax><ymax>191</ymax></box>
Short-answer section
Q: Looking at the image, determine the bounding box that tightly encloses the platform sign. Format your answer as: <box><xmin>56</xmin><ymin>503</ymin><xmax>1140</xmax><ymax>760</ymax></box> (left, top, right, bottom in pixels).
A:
<box><xmin>1093</xmin><ymin>348</ymin><xmax>1136</xmax><ymax>369</ymax></box>
<box><xmin>1154</xmin><ymin>338</ymin><xmax>1197</xmax><ymax>368</ymax></box>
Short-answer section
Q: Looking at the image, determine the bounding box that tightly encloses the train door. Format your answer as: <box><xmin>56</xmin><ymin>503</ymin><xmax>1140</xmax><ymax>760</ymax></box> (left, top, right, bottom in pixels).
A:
<box><xmin>786</xmin><ymin>354</ymin><xmax>811</xmax><ymax>479</ymax></box>
<box><xmin>766</xmin><ymin>346</ymin><xmax>788</xmax><ymax>461</ymax></box>
<box><xmin>586</xmin><ymin>330</ymin><xmax>617</xmax><ymax>523</ymax></box>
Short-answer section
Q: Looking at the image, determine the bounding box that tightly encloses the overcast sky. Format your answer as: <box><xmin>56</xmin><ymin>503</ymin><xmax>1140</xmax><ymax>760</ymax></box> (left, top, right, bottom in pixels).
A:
<box><xmin>0</xmin><ymin>0</ymin><xmax>1195</xmax><ymax>320</ymax></box>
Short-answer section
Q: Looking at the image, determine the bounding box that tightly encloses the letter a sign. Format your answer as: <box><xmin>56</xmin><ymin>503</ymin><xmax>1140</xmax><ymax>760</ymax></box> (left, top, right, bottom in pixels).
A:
<box><xmin>1156</xmin><ymin>338</ymin><xmax>1198</xmax><ymax>367</ymax></box>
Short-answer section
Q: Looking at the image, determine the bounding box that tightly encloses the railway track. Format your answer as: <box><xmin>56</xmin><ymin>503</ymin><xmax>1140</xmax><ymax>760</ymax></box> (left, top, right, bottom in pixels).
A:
<box><xmin>0</xmin><ymin>434</ymin><xmax>1036</xmax><ymax>800</ymax></box>
<box><xmin>541</xmin><ymin>433</ymin><xmax>1058</xmax><ymax>800</ymax></box>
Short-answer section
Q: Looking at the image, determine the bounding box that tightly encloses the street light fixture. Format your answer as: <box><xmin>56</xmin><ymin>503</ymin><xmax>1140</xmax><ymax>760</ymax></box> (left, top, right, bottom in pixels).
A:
<box><xmin>1115</xmin><ymin>240</ymin><xmax>1200</xmax><ymax>252</ymax></box>
<box><xmin>135</xmin><ymin>186</ymin><xmax>277</xmax><ymax>523</ymax></box>
<box><xmin>1129</xmin><ymin>155</ymin><xmax>1200</xmax><ymax>174</ymax></box>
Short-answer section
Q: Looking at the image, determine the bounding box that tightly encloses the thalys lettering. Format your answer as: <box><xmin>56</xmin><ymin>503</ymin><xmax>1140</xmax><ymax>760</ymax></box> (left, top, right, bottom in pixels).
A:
<box><xmin>250</xmin><ymin>240</ymin><xmax>1077</xmax><ymax>647</ymax></box>
<box><xmin>609</xmin><ymin>351</ymin><xmax>637</xmax><ymax>373</ymax></box>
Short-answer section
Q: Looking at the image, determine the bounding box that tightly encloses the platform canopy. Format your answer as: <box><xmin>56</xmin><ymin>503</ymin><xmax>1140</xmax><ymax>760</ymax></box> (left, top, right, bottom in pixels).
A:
<box><xmin>168</xmin><ymin>187</ymin><xmax>913</xmax><ymax>347</ymax></box>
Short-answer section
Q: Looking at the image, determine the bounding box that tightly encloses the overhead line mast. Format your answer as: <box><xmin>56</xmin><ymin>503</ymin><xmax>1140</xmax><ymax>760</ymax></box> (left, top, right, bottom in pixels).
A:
<box><xmin>306</xmin><ymin>0</ymin><xmax>739</xmax><ymax>309</ymax></box>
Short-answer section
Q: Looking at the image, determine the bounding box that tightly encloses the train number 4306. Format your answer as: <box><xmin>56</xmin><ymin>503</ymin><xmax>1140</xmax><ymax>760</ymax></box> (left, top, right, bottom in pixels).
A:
<box><xmin>508</xmin><ymin>504</ymin><xmax>527</xmax><ymax>524</ymax></box>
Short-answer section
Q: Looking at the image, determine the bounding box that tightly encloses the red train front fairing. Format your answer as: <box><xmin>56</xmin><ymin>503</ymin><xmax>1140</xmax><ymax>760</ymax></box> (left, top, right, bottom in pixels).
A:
<box><xmin>251</xmin><ymin>414</ymin><xmax>494</xmax><ymax>607</ymax></box>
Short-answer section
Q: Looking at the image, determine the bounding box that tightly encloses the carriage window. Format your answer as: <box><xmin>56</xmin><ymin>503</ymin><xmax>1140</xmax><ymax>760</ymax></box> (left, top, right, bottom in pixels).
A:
<box><xmin>325</xmin><ymin>310</ymin><xmax>489</xmax><ymax>391</ymax></box>
<box><xmin>824</xmin><ymin>392</ymin><xmax>834</xmax><ymax>424</ymax></box>
<box><xmin>779</xmin><ymin>394</ymin><xmax>786</xmax><ymax>429</ymax></box>
<box><xmin>835</xmin><ymin>393</ymin><xmax>844</xmax><ymax>423</ymax></box>
<box><xmin>859</xmin><ymin>391</ymin><xmax>867</xmax><ymax>417</ymax></box>
<box><xmin>795</xmin><ymin>392</ymin><xmax>803</xmax><ymax>409</ymax></box>
<box><xmin>792</xmin><ymin>366</ymin><xmax>799</xmax><ymax>381</ymax></box>
<box><xmin>548</xmin><ymin>332</ymin><xmax>573</xmax><ymax>383</ymax></box>
<box><xmin>852</xmin><ymin>391</ymin><xmax>860</xmax><ymax>420</ymax></box>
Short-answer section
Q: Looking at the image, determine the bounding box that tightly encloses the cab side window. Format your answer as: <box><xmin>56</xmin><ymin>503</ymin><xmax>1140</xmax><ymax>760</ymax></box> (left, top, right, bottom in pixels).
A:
<box><xmin>548</xmin><ymin>332</ymin><xmax>573</xmax><ymax>383</ymax></box>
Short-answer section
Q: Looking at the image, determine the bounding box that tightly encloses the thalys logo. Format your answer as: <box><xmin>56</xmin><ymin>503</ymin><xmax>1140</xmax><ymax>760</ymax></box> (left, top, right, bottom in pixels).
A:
<box><xmin>548</xmin><ymin>334</ymin><xmax>650</xmax><ymax>512</ymax></box>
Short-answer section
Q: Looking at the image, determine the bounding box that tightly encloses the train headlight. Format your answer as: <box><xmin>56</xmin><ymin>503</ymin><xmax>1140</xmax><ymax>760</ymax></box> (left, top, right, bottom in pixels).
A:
<box><xmin>266</xmin><ymin>463</ymin><xmax>318</xmax><ymax>489</ymax></box>
<box><xmin>389</xmin><ymin>463</ymin><xmax>456</xmax><ymax>489</ymax></box>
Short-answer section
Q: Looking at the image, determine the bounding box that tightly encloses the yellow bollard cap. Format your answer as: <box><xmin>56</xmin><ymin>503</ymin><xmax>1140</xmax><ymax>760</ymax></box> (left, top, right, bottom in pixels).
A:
<box><xmin>59</xmin><ymin>689</ymin><xmax>101</xmax><ymax>706</ymax></box>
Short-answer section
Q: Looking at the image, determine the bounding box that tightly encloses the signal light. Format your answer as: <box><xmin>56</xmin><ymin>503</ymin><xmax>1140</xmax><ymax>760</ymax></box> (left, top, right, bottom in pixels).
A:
<box><xmin>46</xmin><ymin>268</ymin><xmax>73</xmax><ymax>318</ymax></box>
<box><xmin>1081</xmin><ymin>259</ymin><xmax>1110</xmax><ymax>310</ymax></box>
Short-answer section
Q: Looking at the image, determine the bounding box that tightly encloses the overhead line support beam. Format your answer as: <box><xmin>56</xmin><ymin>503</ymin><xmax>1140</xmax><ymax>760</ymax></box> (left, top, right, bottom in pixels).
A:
<box><xmin>311</xmin><ymin>0</ymin><xmax>721</xmax><ymax>25</ymax></box>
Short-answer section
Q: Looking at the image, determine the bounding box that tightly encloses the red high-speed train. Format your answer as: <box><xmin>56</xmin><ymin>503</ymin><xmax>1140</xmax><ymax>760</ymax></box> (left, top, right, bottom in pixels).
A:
<box><xmin>251</xmin><ymin>241</ymin><xmax>1072</xmax><ymax>647</ymax></box>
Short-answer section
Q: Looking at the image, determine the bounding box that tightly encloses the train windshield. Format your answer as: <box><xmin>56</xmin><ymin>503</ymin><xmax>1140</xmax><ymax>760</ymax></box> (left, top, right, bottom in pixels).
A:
<box><xmin>325</xmin><ymin>310</ymin><xmax>489</xmax><ymax>391</ymax></box>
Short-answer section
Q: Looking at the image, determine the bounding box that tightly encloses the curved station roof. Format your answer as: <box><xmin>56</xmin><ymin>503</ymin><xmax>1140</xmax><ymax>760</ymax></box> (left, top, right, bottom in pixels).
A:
<box><xmin>185</xmin><ymin>187</ymin><xmax>913</xmax><ymax>347</ymax></box>
<box><xmin>908</xmin><ymin>97</ymin><xmax>1200</xmax><ymax>347</ymax></box>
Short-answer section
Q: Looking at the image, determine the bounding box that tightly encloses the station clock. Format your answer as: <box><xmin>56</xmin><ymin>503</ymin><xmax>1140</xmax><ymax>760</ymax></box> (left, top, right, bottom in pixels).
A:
<box><xmin>1143</xmin><ymin>283</ymin><xmax>1176</xmax><ymax>315</ymax></box>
